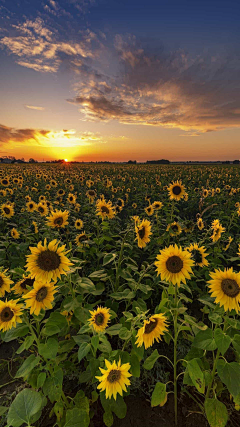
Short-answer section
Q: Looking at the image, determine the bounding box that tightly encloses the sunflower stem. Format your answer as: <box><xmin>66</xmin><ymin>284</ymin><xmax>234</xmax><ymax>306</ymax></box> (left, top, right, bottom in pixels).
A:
<box><xmin>23</xmin><ymin>314</ymin><xmax>40</xmax><ymax>348</ymax></box>
<box><xmin>173</xmin><ymin>285</ymin><xmax>178</xmax><ymax>426</ymax></box>
<box><xmin>205</xmin><ymin>320</ymin><xmax>227</xmax><ymax>400</ymax></box>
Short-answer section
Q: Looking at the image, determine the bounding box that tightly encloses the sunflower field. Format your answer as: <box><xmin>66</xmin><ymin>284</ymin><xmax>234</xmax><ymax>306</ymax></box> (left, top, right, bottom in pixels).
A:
<box><xmin>1</xmin><ymin>163</ymin><xmax>240</xmax><ymax>427</ymax></box>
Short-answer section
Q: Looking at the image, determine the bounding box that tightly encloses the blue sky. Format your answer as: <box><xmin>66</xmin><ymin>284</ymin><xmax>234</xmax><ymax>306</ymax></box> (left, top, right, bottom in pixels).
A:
<box><xmin>0</xmin><ymin>0</ymin><xmax>240</xmax><ymax>161</ymax></box>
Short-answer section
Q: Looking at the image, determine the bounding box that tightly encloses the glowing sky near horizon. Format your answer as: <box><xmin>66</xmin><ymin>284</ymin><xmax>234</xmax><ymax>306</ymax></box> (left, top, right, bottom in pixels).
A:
<box><xmin>0</xmin><ymin>0</ymin><xmax>240</xmax><ymax>162</ymax></box>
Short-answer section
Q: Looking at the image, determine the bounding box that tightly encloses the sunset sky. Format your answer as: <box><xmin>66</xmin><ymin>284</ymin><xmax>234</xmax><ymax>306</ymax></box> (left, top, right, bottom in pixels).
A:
<box><xmin>1</xmin><ymin>0</ymin><xmax>240</xmax><ymax>162</ymax></box>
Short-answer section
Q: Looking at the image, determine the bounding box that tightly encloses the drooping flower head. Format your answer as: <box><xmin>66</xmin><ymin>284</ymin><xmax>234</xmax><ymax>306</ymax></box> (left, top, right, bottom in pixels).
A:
<box><xmin>135</xmin><ymin>313</ymin><xmax>168</xmax><ymax>349</ymax></box>
<box><xmin>135</xmin><ymin>218</ymin><xmax>152</xmax><ymax>248</ymax></box>
<box><xmin>185</xmin><ymin>243</ymin><xmax>209</xmax><ymax>267</ymax></box>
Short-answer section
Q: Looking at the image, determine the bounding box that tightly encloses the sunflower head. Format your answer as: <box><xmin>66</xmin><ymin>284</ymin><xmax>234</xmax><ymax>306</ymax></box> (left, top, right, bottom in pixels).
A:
<box><xmin>23</xmin><ymin>280</ymin><xmax>57</xmax><ymax>315</ymax></box>
<box><xmin>168</xmin><ymin>180</ymin><xmax>186</xmax><ymax>201</ymax></box>
<box><xmin>96</xmin><ymin>359</ymin><xmax>131</xmax><ymax>400</ymax></box>
<box><xmin>185</xmin><ymin>243</ymin><xmax>209</xmax><ymax>267</ymax></box>
<box><xmin>0</xmin><ymin>299</ymin><xmax>23</xmax><ymax>332</ymax></box>
<box><xmin>47</xmin><ymin>210</ymin><xmax>69</xmax><ymax>228</ymax></box>
<box><xmin>88</xmin><ymin>306</ymin><xmax>111</xmax><ymax>332</ymax></box>
<box><xmin>135</xmin><ymin>313</ymin><xmax>168</xmax><ymax>349</ymax></box>
<box><xmin>208</xmin><ymin>268</ymin><xmax>240</xmax><ymax>313</ymax></box>
<box><xmin>135</xmin><ymin>219</ymin><xmax>152</xmax><ymax>248</ymax></box>
<box><xmin>0</xmin><ymin>269</ymin><xmax>13</xmax><ymax>297</ymax></box>
<box><xmin>155</xmin><ymin>244</ymin><xmax>194</xmax><ymax>286</ymax></box>
<box><xmin>13</xmin><ymin>275</ymin><xmax>35</xmax><ymax>295</ymax></box>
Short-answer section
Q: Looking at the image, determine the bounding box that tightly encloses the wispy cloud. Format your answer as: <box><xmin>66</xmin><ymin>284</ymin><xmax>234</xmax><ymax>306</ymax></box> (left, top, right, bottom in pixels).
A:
<box><xmin>24</xmin><ymin>105</ymin><xmax>45</xmax><ymax>111</ymax></box>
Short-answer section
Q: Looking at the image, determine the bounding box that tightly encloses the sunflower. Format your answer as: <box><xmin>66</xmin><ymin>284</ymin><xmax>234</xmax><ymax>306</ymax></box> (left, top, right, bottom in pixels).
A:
<box><xmin>13</xmin><ymin>275</ymin><xmax>35</xmax><ymax>295</ymax></box>
<box><xmin>145</xmin><ymin>205</ymin><xmax>154</xmax><ymax>216</ymax></box>
<box><xmin>203</xmin><ymin>189</ymin><xmax>209</xmax><ymax>198</ymax></box>
<box><xmin>208</xmin><ymin>268</ymin><xmax>240</xmax><ymax>313</ymax></box>
<box><xmin>96</xmin><ymin>359</ymin><xmax>131</xmax><ymax>400</ymax></box>
<box><xmin>75</xmin><ymin>219</ymin><xmax>83</xmax><ymax>230</ymax></box>
<box><xmin>25</xmin><ymin>238</ymin><xmax>73</xmax><ymax>282</ymax></box>
<box><xmin>88</xmin><ymin>306</ymin><xmax>111</xmax><ymax>332</ymax></box>
<box><xmin>67</xmin><ymin>193</ymin><xmax>76</xmax><ymax>204</ymax></box>
<box><xmin>1</xmin><ymin>177</ymin><xmax>10</xmax><ymax>186</ymax></box>
<box><xmin>185</xmin><ymin>243</ymin><xmax>209</xmax><ymax>267</ymax></box>
<box><xmin>37</xmin><ymin>202</ymin><xmax>48</xmax><ymax>216</ymax></box>
<box><xmin>224</xmin><ymin>236</ymin><xmax>233</xmax><ymax>251</ymax></box>
<box><xmin>152</xmin><ymin>201</ymin><xmax>163</xmax><ymax>210</ymax></box>
<box><xmin>0</xmin><ymin>300</ymin><xmax>23</xmax><ymax>332</ymax></box>
<box><xmin>32</xmin><ymin>221</ymin><xmax>38</xmax><ymax>234</ymax></box>
<box><xmin>211</xmin><ymin>224</ymin><xmax>225</xmax><ymax>242</ymax></box>
<box><xmin>23</xmin><ymin>281</ymin><xmax>57</xmax><ymax>315</ymax></box>
<box><xmin>47</xmin><ymin>210</ymin><xmax>69</xmax><ymax>228</ymax></box>
<box><xmin>197</xmin><ymin>218</ymin><xmax>204</xmax><ymax>230</ymax></box>
<box><xmin>0</xmin><ymin>269</ymin><xmax>13</xmax><ymax>297</ymax></box>
<box><xmin>168</xmin><ymin>180</ymin><xmax>186</xmax><ymax>201</ymax></box>
<box><xmin>11</xmin><ymin>228</ymin><xmax>20</xmax><ymax>239</ymax></box>
<box><xmin>86</xmin><ymin>189</ymin><xmax>97</xmax><ymax>203</ymax></box>
<box><xmin>155</xmin><ymin>244</ymin><xmax>194</xmax><ymax>286</ymax></box>
<box><xmin>132</xmin><ymin>203</ymin><xmax>137</xmax><ymax>209</ymax></box>
<box><xmin>96</xmin><ymin>199</ymin><xmax>115</xmax><ymax>220</ymax></box>
<box><xmin>135</xmin><ymin>218</ymin><xmax>152</xmax><ymax>248</ymax></box>
<box><xmin>57</xmin><ymin>189</ymin><xmax>65</xmax><ymax>197</ymax></box>
<box><xmin>166</xmin><ymin>221</ymin><xmax>182</xmax><ymax>236</ymax></box>
<box><xmin>1</xmin><ymin>203</ymin><xmax>14</xmax><ymax>218</ymax></box>
<box><xmin>26</xmin><ymin>201</ymin><xmax>37</xmax><ymax>212</ymax></box>
<box><xmin>135</xmin><ymin>313</ymin><xmax>168</xmax><ymax>349</ymax></box>
<box><xmin>75</xmin><ymin>232</ymin><xmax>89</xmax><ymax>246</ymax></box>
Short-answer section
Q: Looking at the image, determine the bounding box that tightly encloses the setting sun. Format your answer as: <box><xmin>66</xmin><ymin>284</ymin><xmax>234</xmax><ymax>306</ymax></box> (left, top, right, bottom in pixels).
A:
<box><xmin>64</xmin><ymin>159</ymin><xmax>68</xmax><ymax>162</ymax></box>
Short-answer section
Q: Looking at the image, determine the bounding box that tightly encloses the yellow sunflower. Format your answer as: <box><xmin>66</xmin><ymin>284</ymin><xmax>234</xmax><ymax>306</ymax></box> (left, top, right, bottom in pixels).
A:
<box><xmin>67</xmin><ymin>193</ymin><xmax>76</xmax><ymax>204</ymax></box>
<box><xmin>166</xmin><ymin>221</ymin><xmax>182</xmax><ymax>236</ymax></box>
<box><xmin>47</xmin><ymin>210</ymin><xmax>69</xmax><ymax>228</ymax></box>
<box><xmin>86</xmin><ymin>189</ymin><xmax>97</xmax><ymax>203</ymax></box>
<box><xmin>208</xmin><ymin>268</ymin><xmax>240</xmax><ymax>313</ymax></box>
<box><xmin>23</xmin><ymin>281</ymin><xmax>57</xmax><ymax>315</ymax></box>
<box><xmin>11</xmin><ymin>228</ymin><xmax>20</xmax><ymax>239</ymax></box>
<box><xmin>75</xmin><ymin>219</ymin><xmax>83</xmax><ymax>230</ymax></box>
<box><xmin>25</xmin><ymin>238</ymin><xmax>73</xmax><ymax>282</ymax></box>
<box><xmin>197</xmin><ymin>218</ymin><xmax>204</xmax><ymax>230</ymax></box>
<box><xmin>88</xmin><ymin>306</ymin><xmax>111</xmax><ymax>332</ymax></box>
<box><xmin>135</xmin><ymin>313</ymin><xmax>168</xmax><ymax>349</ymax></box>
<box><xmin>0</xmin><ymin>299</ymin><xmax>23</xmax><ymax>332</ymax></box>
<box><xmin>37</xmin><ymin>202</ymin><xmax>48</xmax><ymax>216</ymax></box>
<box><xmin>75</xmin><ymin>232</ymin><xmax>89</xmax><ymax>246</ymax></box>
<box><xmin>145</xmin><ymin>205</ymin><xmax>154</xmax><ymax>216</ymax></box>
<box><xmin>32</xmin><ymin>221</ymin><xmax>38</xmax><ymax>234</ymax></box>
<box><xmin>185</xmin><ymin>243</ymin><xmax>209</xmax><ymax>267</ymax></box>
<box><xmin>13</xmin><ymin>275</ymin><xmax>35</xmax><ymax>295</ymax></box>
<box><xmin>211</xmin><ymin>224</ymin><xmax>225</xmax><ymax>242</ymax></box>
<box><xmin>155</xmin><ymin>244</ymin><xmax>194</xmax><ymax>286</ymax></box>
<box><xmin>168</xmin><ymin>180</ymin><xmax>186</xmax><ymax>201</ymax></box>
<box><xmin>152</xmin><ymin>201</ymin><xmax>163</xmax><ymax>210</ymax></box>
<box><xmin>0</xmin><ymin>269</ymin><xmax>13</xmax><ymax>297</ymax></box>
<box><xmin>135</xmin><ymin>218</ymin><xmax>152</xmax><ymax>248</ymax></box>
<box><xmin>96</xmin><ymin>199</ymin><xmax>115</xmax><ymax>220</ymax></box>
<box><xmin>224</xmin><ymin>236</ymin><xmax>233</xmax><ymax>251</ymax></box>
<box><xmin>96</xmin><ymin>359</ymin><xmax>131</xmax><ymax>400</ymax></box>
<box><xmin>1</xmin><ymin>204</ymin><xmax>14</xmax><ymax>218</ymax></box>
<box><xmin>26</xmin><ymin>201</ymin><xmax>37</xmax><ymax>212</ymax></box>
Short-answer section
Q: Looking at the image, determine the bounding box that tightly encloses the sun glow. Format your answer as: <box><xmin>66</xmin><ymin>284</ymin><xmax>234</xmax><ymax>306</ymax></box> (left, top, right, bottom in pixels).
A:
<box><xmin>64</xmin><ymin>159</ymin><xmax>68</xmax><ymax>162</ymax></box>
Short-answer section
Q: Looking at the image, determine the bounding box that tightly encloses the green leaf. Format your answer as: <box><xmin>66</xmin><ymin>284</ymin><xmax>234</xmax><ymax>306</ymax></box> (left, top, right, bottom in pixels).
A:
<box><xmin>205</xmin><ymin>398</ymin><xmax>228</xmax><ymax>427</ymax></box>
<box><xmin>143</xmin><ymin>349</ymin><xmax>159</xmax><ymax>370</ymax></box>
<box><xmin>192</xmin><ymin>328</ymin><xmax>217</xmax><ymax>351</ymax></box>
<box><xmin>130</xmin><ymin>353</ymin><xmax>140</xmax><ymax>377</ymax></box>
<box><xmin>151</xmin><ymin>382</ymin><xmax>167</xmax><ymax>407</ymax></box>
<box><xmin>77</xmin><ymin>277</ymin><xmax>96</xmax><ymax>293</ymax></box>
<box><xmin>78</xmin><ymin>343</ymin><xmax>91</xmax><ymax>362</ymax></box>
<box><xmin>214</xmin><ymin>329</ymin><xmax>231</xmax><ymax>355</ymax></box>
<box><xmin>3</xmin><ymin>324</ymin><xmax>29</xmax><ymax>342</ymax></box>
<box><xmin>217</xmin><ymin>360</ymin><xmax>240</xmax><ymax>397</ymax></box>
<box><xmin>15</xmin><ymin>354</ymin><xmax>40</xmax><ymax>378</ymax></box>
<box><xmin>187</xmin><ymin>359</ymin><xmax>205</xmax><ymax>394</ymax></box>
<box><xmin>38</xmin><ymin>338</ymin><xmax>59</xmax><ymax>359</ymax></box>
<box><xmin>43</xmin><ymin>367</ymin><xmax>63</xmax><ymax>403</ymax></box>
<box><xmin>119</xmin><ymin>327</ymin><xmax>132</xmax><ymax>340</ymax></box>
<box><xmin>37</xmin><ymin>372</ymin><xmax>46</xmax><ymax>388</ymax></box>
<box><xmin>42</xmin><ymin>312</ymin><xmax>68</xmax><ymax>336</ymax></box>
<box><xmin>110</xmin><ymin>289</ymin><xmax>136</xmax><ymax>300</ymax></box>
<box><xmin>106</xmin><ymin>324</ymin><xmax>122</xmax><ymax>336</ymax></box>
<box><xmin>64</xmin><ymin>407</ymin><xmax>90</xmax><ymax>427</ymax></box>
<box><xmin>103</xmin><ymin>410</ymin><xmax>113</xmax><ymax>427</ymax></box>
<box><xmin>103</xmin><ymin>253</ymin><xmax>117</xmax><ymax>266</ymax></box>
<box><xmin>232</xmin><ymin>334</ymin><xmax>240</xmax><ymax>353</ymax></box>
<box><xmin>7</xmin><ymin>389</ymin><xmax>42</xmax><ymax>427</ymax></box>
<box><xmin>0</xmin><ymin>406</ymin><xmax>8</xmax><ymax>416</ymax></box>
<box><xmin>91</xmin><ymin>335</ymin><xmax>99</xmax><ymax>351</ymax></box>
<box><xmin>16</xmin><ymin>335</ymin><xmax>34</xmax><ymax>354</ymax></box>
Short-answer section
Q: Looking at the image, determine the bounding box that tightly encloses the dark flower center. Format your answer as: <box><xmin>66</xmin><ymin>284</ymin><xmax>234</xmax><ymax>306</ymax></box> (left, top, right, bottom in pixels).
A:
<box><xmin>1</xmin><ymin>307</ymin><xmax>14</xmax><ymax>322</ymax></box>
<box><xmin>101</xmin><ymin>206</ymin><xmax>109</xmax><ymax>214</ymax></box>
<box><xmin>37</xmin><ymin>250</ymin><xmax>61</xmax><ymax>271</ymax></box>
<box><xmin>172</xmin><ymin>185</ymin><xmax>181</xmax><ymax>195</ymax></box>
<box><xmin>36</xmin><ymin>286</ymin><xmax>48</xmax><ymax>302</ymax></box>
<box><xmin>2</xmin><ymin>180</ymin><xmax>8</xmax><ymax>185</ymax></box>
<box><xmin>3</xmin><ymin>207</ymin><xmax>10</xmax><ymax>214</ymax></box>
<box><xmin>107</xmin><ymin>369</ymin><xmax>121</xmax><ymax>383</ymax></box>
<box><xmin>138</xmin><ymin>226</ymin><xmax>146</xmax><ymax>239</ymax></box>
<box><xmin>21</xmin><ymin>278</ymin><xmax>35</xmax><ymax>290</ymax></box>
<box><xmin>29</xmin><ymin>204</ymin><xmax>33</xmax><ymax>209</ymax></box>
<box><xmin>94</xmin><ymin>313</ymin><xmax>104</xmax><ymax>325</ymax></box>
<box><xmin>78</xmin><ymin>234</ymin><xmax>86</xmax><ymax>242</ymax></box>
<box><xmin>54</xmin><ymin>217</ymin><xmax>64</xmax><ymax>226</ymax></box>
<box><xmin>171</xmin><ymin>224</ymin><xmax>179</xmax><ymax>232</ymax></box>
<box><xmin>221</xmin><ymin>279</ymin><xmax>240</xmax><ymax>298</ymax></box>
<box><xmin>166</xmin><ymin>256</ymin><xmax>183</xmax><ymax>273</ymax></box>
<box><xmin>38</xmin><ymin>207</ymin><xmax>44</xmax><ymax>213</ymax></box>
<box><xmin>144</xmin><ymin>319</ymin><xmax>158</xmax><ymax>334</ymax></box>
<box><xmin>89</xmin><ymin>190</ymin><xmax>95</xmax><ymax>196</ymax></box>
<box><xmin>191</xmin><ymin>250</ymin><xmax>203</xmax><ymax>264</ymax></box>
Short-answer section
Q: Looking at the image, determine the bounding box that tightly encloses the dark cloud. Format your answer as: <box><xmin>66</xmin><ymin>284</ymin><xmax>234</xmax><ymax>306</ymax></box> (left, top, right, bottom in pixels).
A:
<box><xmin>0</xmin><ymin>124</ymin><xmax>49</xmax><ymax>145</ymax></box>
